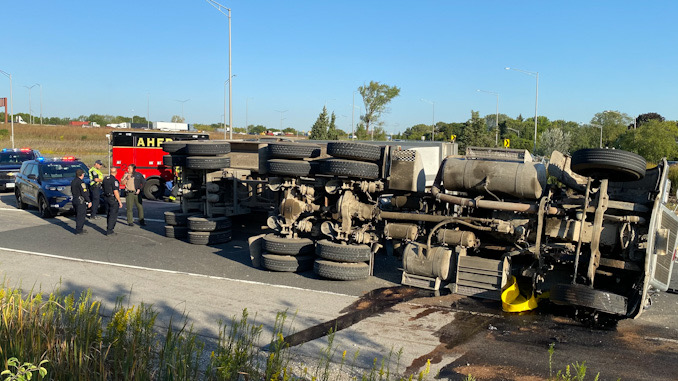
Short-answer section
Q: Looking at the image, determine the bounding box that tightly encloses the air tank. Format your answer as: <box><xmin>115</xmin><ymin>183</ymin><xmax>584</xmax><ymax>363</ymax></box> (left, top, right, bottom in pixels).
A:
<box><xmin>442</xmin><ymin>158</ymin><xmax>546</xmax><ymax>200</ymax></box>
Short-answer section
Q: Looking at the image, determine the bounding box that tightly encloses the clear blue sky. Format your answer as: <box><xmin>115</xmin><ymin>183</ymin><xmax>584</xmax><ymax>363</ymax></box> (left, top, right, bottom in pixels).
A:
<box><xmin>2</xmin><ymin>1</ymin><xmax>677</xmax><ymax>134</ymax></box>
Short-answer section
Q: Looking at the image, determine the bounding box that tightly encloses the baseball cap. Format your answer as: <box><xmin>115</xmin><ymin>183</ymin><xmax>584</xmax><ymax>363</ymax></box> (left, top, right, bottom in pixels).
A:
<box><xmin>95</xmin><ymin>160</ymin><xmax>105</xmax><ymax>166</ymax></box>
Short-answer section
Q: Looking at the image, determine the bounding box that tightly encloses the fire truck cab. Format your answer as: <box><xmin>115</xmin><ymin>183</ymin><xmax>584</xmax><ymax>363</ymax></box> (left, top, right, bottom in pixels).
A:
<box><xmin>110</xmin><ymin>130</ymin><xmax>209</xmax><ymax>199</ymax></box>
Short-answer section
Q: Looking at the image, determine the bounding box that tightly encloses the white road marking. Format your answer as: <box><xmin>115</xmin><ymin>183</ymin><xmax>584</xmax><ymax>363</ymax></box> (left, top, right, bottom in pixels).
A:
<box><xmin>0</xmin><ymin>246</ymin><xmax>354</xmax><ymax>299</ymax></box>
<box><xmin>644</xmin><ymin>336</ymin><xmax>678</xmax><ymax>345</ymax></box>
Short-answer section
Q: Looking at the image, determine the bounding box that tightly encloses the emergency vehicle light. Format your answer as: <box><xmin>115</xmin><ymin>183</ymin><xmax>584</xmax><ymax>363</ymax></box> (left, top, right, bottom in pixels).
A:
<box><xmin>62</xmin><ymin>156</ymin><xmax>76</xmax><ymax>161</ymax></box>
<box><xmin>20</xmin><ymin>148</ymin><xmax>31</xmax><ymax>152</ymax></box>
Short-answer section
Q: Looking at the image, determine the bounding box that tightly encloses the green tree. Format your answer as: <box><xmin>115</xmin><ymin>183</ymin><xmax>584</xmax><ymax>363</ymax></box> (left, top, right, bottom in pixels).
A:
<box><xmin>327</xmin><ymin>112</ymin><xmax>339</xmax><ymax>140</ymax></box>
<box><xmin>537</xmin><ymin>128</ymin><xmax>571</xmax><ymax>157</ymax></box>
<box><xmin>309</xmin><ymin>106</ymin><xmax>329</xmax><ymax>140</ymax></box>
<box><xmin>250</xmin><ymin>124</ymin><xmax>267</xmax><ymax>135</ymax></box>
<box><xmin>401</xmin><ymin>124</ymin><xmax>430</xmax><ymax>140</ymax></box>
<box><xmin>358</xmin><ymin>81</ymin><xmax>400</xmax><ymax>133</ymax></box>
<box><xmin>282</xmin><ymin>127</ymin><xmax>297</xmax><ymax>135</ymax></box>
<box><xmin>460</xmin><ymin>111</ymin><xmax>494</xmax><ymax>152</ymax></box>
<box><xmin>355</xmin><ymin>123</ymin><xmax>370</xmax><ymax>140</ymax></box>
<box><xmin>590</xmin><ymin>110</ymin><xmax>632</xmax><ymax>147</ymax></box>
<box><xmin>636</xmin><ymin>112</ymin><xmax>664</xmax><ymax>127</ymax></box>
<box><xmin>617</xmin><ymin>119</ymin><xmax>678</xmax><ymax>162</ymax></box>
<box><xmin>171</xmin><ymin>115</ymin><xmax>185</xmax><ymax>123</ymax></box>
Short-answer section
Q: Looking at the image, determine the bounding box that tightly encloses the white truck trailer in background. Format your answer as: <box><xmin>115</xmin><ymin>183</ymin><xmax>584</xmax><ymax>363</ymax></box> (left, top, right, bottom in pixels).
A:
<box><xmin>154</xmin><ymin>122</ymin><xmax>191</xmax><ymax>131</ymax></box>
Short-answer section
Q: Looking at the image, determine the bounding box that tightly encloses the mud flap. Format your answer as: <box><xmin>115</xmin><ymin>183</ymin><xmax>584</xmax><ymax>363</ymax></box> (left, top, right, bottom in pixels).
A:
<box><xmin>248</xmin><ymin>234</ymin><xmax>266</xmax><ymax>268</ymax></box>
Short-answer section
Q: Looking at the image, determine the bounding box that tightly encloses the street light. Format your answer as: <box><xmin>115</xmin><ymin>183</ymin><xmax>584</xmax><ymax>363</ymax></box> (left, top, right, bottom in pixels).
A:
<box><xmin>224</xmin><ymin>75</ymin><xmax>236</xmax><ymax>138</ymax></box>
<box><xmin>23</xmin><ymin>84</ymin><xmax>37</xmax><ymax>124</ymax></box>
<box><xmin>420</xmin><ymin>98</ymin><xmax>435</xmax><ymax>141</ymax></box>
<box><xmin>36</xmin><ymin>83</ymin><xmax>43</xmax><ymax>125</ymax></box>
<box><xmin>274</xmin><ymin>109</ymin><xmax>288</xmax><ymax>131</ymax></box>
<box><xmin>0</xmin><ymin>69</ymin><xmax>15</xmax><ymax>148</ymax></box>
<box><xmin>175</xmin><ymin>99</ymin><xmax>190</xmax><ymax>120</ymax></box>
<box><xmin>505</xmin><ymin>67</ymin><xmax>539</xmax><ymax>153</ymax></box>
<box><xmin>590</xmin><ymin>123</ymin><xmax>603</xmax><ymax>148</ymax></box>
<box><xmin>477</xmin><ymin>89</ymin><xmax>499</xmax><ymax>146</ymax></box>
<box><xmin>206</xmin><ymin>0</ymin><xmax>233</xmax><ymax>139</ymax></box>
<box><xmin>147</xmin><ymin>92</ymin><xmax>150</xmax><ymax>129</ymax></box>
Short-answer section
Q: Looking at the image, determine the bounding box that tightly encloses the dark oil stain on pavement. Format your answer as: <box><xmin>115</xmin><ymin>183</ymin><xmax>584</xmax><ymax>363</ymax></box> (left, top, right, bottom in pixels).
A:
<box><xmin>282</xmin><ymin>286</ymin><xmax>429</xmax><ymax>347</ymax></box>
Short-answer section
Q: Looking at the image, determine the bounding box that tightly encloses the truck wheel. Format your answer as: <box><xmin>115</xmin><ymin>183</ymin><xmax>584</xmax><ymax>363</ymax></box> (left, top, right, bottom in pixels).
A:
<box><xmin>38</xmin><ymin>195</ymin><xmax>54</xmax><ymax>218</ymax></box>
<box><xmin>188</xmin><ymin>216</ymin><xmax>232</xmax><ymax>232</ymax></box>
<box><xmin>15</xmin><ymin>189</ymin><xmax>27</xmax><ymax>209</ymax></box>
<box><xmin>262</xmin><ymin>254</ymin><xmax>314</xmax><ymax>272</ymax></box>
<box><xmin>318</xmin><ymin>159</ymin><xmax>379</xmax><ymax>180</ymax></box>
<box><xmin>550</xmin><ymin>283</ymin><xmax>628</xmax><ymax>316</ymax></box>
<box><xmin>268</xmin><ymin>143</ymin><xmax>321</xmax><ymax>159</ymax></box>
<box><xmin>163</xmin><ymin>154</ymin><xmax>186</xmax><ymax>167</ymax></box>
<box><xmin>267</xmin><ymin>159</ymin><xmax>314</xmax><ymax>177</ymax></box>
<box><xmin>164</xmin><ymin>211</ymin><xmax>199</xmax><ymax>226</ymax></box>
<box><xmin>262</xmin><ymin>233</ymin><xmax>314</xmax><ymax>255</ymax></box>
<box><xmin>165</xmin><ymin>225</ymin><xmax>189</xmax><ymax>239</ymax></box>
<box><xmin>162</xmin><ymin>141</ymin><xmax>188</xmax><ymax>154</ymax></box>
<box><xmin>188</xmin><ymin>229</ymin><xmax>232</xmax><ymax>245</ymax></box>
<box><xmin>185</xmin><ymin>155</ymin><xmax>231</xmax><ymax>170</ymax></box>
<box><xmin>143</xmin><ymin>178</ymin><xmax>164</xmax><ymax>200</ymax></box>
<box><xmin>571</xmin><ymin>149</ymin><xmax>646</xmax><ymax>182</ymax></box>
<box><xmin>327</xmin><ymin>142</ymin><xmax>381</xmax><ymax>161</ymax></box>
<box><xmin>185</xmin><ymin>141</ymin><xmax>231</xmax><ymax>156</ymax></box>
<box><xmin>316</xmin><ymin>240</ymin><xmax>371</xmax><ymax>263</ymax></box>
<box><xmin>314</xmin><ymin>259</ymin><xmax>370</xmax><ymax>281</ymax></box>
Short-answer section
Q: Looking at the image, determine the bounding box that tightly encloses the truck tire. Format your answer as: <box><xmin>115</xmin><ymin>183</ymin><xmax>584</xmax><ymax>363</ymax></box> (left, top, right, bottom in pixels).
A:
<box><xmin>318</xmin><ymin>159</ymin><xmax>379</xmax><ymax>180</ymax></box>
<box><xmin>267</xmin><ymin>159</ymin><xmax>314</xmax><ymax>177</ymax></box>
<box><xmin>185</xmin><ymin>155</ymin><xmax>231</xmax><ymax>170</ymax></box>
<box><xmin>262</xmin><ymin>254</ymin><xmax>314</xmax><ymax>272</ymax></box>
<box><xmin>316</xmin><ymin>240</ymin><xmax>371</xmax><ymax>263</ymax></box>
<box><xmin>550</xmin><ymin>284</ymin><xmax>628</xmax><ymax>316</ymax></box>
<box><xmin>188</xmin><ymin>229</ymin><xmax>232</xmax><ymax>245</ymax></box>
<box><xmin>262</xmin><ymin>233</ymin><xmax>314</xmax><ymax>255</ymax></box>
<box><xmin>143</xmin><ymin>178</ymin><xmax>164</xmax><ymax>200</ymax></box>
<box><xmin>165</xmin><ymin>225</ymin><xmax>189</xmax><ymax>239</ymax></box>
<box><xmin>268</xmin><ymin>143</ymin><xmax>321</xmax><ymax>159</ymax></box>
<box><xmin>38</xmin><ymin>195</ymin><xmax>55</xmax><ymax>219</ymax></box>
<box><xmin>185</xmin><ymin>141</ymin><xmax>231</xmax><ymax>156</ymax></box>
<box><xmin>164</xmin><ymin>211</ymin><xmax>198</xmax><ymax>226</ymax></box>
<box><xmin>162</xmin><ymin>141</ymin><xmax>188</xmax><ymax>154</ymax></box>
<box><xmin>314</xmin><ymin>259</ymin><xmax>370</xmax><ymax>281</ymax></box>
<box><xmin>327</xmin><ymin>142</ymin><xmax>381</xmax><ymax>162</ymax></box>
<box><xmin>571</xmin><ymin>149</ymin><xmax>646</xmax><ymax>182</ymax></box>
<box><xmin>163</xmin><ymin>154</ymin><xmax>186</xmax><ymax>167</ymax></box>
<box><xmin>188</xmin><ymin>216</ymin><xmax>232</xmax><ymax>232</ymax></box>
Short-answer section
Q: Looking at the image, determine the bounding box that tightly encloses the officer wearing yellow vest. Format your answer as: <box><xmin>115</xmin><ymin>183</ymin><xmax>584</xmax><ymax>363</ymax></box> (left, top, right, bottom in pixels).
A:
<box><xmin>88</xmin><ymin>160</ymin><xmax>104</xmax><ymax>219</ymax></box>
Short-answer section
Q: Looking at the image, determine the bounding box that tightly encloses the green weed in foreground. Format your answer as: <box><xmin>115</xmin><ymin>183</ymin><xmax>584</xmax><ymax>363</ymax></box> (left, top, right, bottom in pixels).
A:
<box><xmin>0</xmin><ymin>284</ymin><xmax>430</xmax><ymax>380</ymax></box>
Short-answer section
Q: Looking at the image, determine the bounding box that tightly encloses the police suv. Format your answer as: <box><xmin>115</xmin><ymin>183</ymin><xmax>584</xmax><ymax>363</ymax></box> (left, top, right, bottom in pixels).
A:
<box><xmin>0</xmin><ymin>148</ymin><xmax>42</xmax><ymax>191</ymax></box>
<box><xmin>14</xmin><ymin>156</ymin><xmax>90</xmax><ymax>218</ymax></box>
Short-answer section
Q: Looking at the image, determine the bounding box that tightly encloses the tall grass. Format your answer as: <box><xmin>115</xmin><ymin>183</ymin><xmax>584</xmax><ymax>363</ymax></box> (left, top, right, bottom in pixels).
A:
<box><xmin>1</xmin><ymin>284</ymin><xmax>429</xmax><ymax>380</ymax></box>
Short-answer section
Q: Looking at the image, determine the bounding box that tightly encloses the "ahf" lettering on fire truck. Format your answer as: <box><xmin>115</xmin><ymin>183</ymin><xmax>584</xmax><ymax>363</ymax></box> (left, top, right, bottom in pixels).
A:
<box><xmin>136</xmin><ymin>137</ymin><xmax>173</xmax><ymax>147</ymax></box>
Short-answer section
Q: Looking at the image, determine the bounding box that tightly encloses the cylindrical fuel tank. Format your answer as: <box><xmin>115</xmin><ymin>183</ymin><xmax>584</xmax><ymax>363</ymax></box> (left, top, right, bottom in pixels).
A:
<box><xmin>435</xmin><ymin>229</ymin><xmax>477</xmax><ymax>247</ymax></box>
<box><xmin>402</xmin><ymin>243</ymin><xmax>454</xmax><ymax>280</ymax></box>
<box><xmin>384</xmin><ymin>223</ymin><xmax>419</xmax><ymax>240</ymax></box>
<box><xmin>442</xmin><ymin>158</ymin><xmax>546</xmax><ymax>200</ymax></box>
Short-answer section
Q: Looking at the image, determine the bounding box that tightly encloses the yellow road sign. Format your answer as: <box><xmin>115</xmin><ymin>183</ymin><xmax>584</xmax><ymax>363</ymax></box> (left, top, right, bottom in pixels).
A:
<box><xmin>450</xmin><ymin>135</ymin><xmax>457</xmax><ymax>142</ymax></box>
<box><xmin>503</xmin><ymin>138</ymin><xmax>510</xmax><ymax>148</ymax></box>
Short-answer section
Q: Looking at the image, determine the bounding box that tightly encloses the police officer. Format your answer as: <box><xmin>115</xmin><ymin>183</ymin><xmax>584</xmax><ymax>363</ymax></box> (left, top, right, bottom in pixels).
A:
<box><xmin>71</xmin><ymin>168</ymin><xmax>91</xmax><ymax>234</ymax></box>
<box><xmin>102</xmin><ymin>167</ymin><xmax>123</xmax><ymax>236</ymax></box>
<box><xmin>88</xmin><ymin>160</ymin><xmax>105</xmax><ymax>219</ymax></box>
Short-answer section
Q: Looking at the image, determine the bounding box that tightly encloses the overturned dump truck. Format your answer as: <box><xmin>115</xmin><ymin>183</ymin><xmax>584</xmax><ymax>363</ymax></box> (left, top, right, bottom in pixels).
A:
<box><xmin>161</xmin><ymin>139</ymin><xmax>678</xmax><ymax>324</ymax></box>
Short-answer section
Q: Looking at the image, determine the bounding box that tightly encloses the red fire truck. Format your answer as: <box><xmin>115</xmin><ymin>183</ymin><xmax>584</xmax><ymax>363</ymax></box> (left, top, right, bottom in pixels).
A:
<box><xmin>110</xmin><ymin>130</ymin><xmax>209</xmax><ymax>199</ymax></box>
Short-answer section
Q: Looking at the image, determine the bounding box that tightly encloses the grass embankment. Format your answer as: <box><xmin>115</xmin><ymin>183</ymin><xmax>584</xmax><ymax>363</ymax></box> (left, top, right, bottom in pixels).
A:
<box><xmin>0</xmin><ymin>285</ymin><xmax>431</xmax><ymax>380</ymax></box>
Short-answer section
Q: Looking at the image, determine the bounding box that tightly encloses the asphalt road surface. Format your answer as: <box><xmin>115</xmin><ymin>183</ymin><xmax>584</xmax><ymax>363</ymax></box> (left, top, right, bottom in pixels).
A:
<box><xmin>1</xmin><ymin>191</ymin><xmax>677</xmax><ymax>380</ymax></box>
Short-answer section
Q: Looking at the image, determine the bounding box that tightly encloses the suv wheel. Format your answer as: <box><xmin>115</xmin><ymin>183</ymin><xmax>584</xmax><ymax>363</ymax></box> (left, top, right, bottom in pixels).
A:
<box><xmin>38</xmin><ymin>195</ymin><xmax>54</xmax><ymax>218</ymax></box>
<box><xmin>15</xmin><ymin>189</ymin><xmax>27</xmax><ymax>209</ymax></box>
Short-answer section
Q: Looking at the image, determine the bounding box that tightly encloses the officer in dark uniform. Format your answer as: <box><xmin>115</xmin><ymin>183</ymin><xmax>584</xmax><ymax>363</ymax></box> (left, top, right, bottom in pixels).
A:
<box><xmin>71</xmin><ymin>168</ymin><xmax>92</xmax><ymax>234</ymax></box>
<box><xmin>102</xmin><ymin>167</ymin><xmax>123</xmax><ymax>236</ymax></box>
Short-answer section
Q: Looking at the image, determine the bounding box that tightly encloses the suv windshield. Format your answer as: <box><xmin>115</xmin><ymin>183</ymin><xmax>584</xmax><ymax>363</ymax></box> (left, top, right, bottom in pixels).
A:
<box><xmin>41</xmin><ymin>162</ymin><xmax>89</xmax><ymax>180</ymax></box>
<box><xmin>0</xmin><ymin>152</ymin><xmax>33</xmax><ymax>165</ymax></box>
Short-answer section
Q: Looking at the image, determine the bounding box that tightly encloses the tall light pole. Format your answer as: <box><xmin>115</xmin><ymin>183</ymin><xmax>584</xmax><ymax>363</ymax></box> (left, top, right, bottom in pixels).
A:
<box><xmin>352</xmin><ymin>91</ymin><xmax>359</xmax><ymax>139</ymax></box>
<box><xmin>0</xmin><ymin>69</ymin><xmax>14</xmax><ymax>148</ymax></box>
<box><xmin>24</xmin><ymin>84</ymin><xmax>37</xmax><ymax>124</ymax></box>
<box><xmin>506</xmin><ymin>67</ymin><xmax>539</xmax><ymax>153</ymax></box>
<box><xmin>223</xmin><ymin>75</ymin><xmax>236</xmax><ymax>138</ymax></box>
<box><xmin>206</xmin><ymin>0</ymin><xmax>233</xmax><ymax>140</ymax></box>
<box><xmin>274</xmin><ymin>109</ymin><xmax>288</xmax><ymax>131</ymax></box>
<box><xmin>175</xmin><ymin>99</ymin><xmax>190</xmax><ymax>120</ymax></box>
<box><xmin>36</xmin><ymin>83</ymin><xmax>43</xmax><ymax>125</ymax></box>
<box><xmin>147</xmin><ymin>92</ymin><xmax>150</xmax><ymax>129</ymax></box>
<box><xmin>420</xmin><ymin>98</ymin><xmax>435</xmax><ymax>141</ymax></box>
<box><xmin>589</xmin><ymin>123</ymin><xmax>603</xmax><ymax>149</ymax></box>
<box><xmin>477</xmin><ymin>89</ymin><xmax>499</xmax><ymax>146</ymax></box>
<box><xmin>245</xmin><ymin>97</ymin><xmax>253</xmax><ymax>135</ymax></box>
